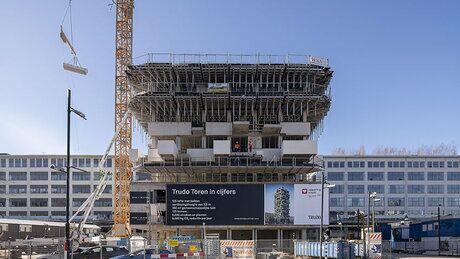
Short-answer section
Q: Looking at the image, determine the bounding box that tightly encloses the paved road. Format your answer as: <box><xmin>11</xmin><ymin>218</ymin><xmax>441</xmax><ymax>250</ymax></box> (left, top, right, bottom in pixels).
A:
<box><xmin>392</xmin><ymin>253</ymin><xmax>460</xmax><ymax>259</ymax></box>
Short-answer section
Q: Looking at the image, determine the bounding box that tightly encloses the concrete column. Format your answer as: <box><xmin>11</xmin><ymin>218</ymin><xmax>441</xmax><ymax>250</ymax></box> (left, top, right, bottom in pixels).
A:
<box><xmin>202</xmin><ymin>110</ymin><xmax>206</xmax><ymax>123</ymax></box>
<box><xmin>301</xmin><ymin>228</ymin><xmax>307</xmax><ymax>240</ymax></box>
<box><xmin>277</xmin><ymin>229</ymin><xmax>281</xmax><ymax>247</ymax></box>
<box><xmin>175</xmin><ymin>136</ymin><xmax>181</xmax><ymax>153</ymax></box>
<box><xmin>202</xmin><ymin>136</ymin><xmax>206</xmax><ymax>149</ymax></box>
<box><xmin>227</xmin><ymin>110</ymin><xmax>232</xmax><ymax>122</ymax></box>
<box><xmin>303</xmin><ymin>110</ymin><xmax>308</xmax><ymax>122</ymax></box>
<box><xmin>150</xmin><ymin>137</ymin><xmax>158</xmax><ymax>149</ymax></box>
<box><xmin>253</xmin><ymin>229</ymin><xmax>257</xmax><ymax>258</ymax></box>
<box><xmin>280</xmin><ymin>229</ymin><xmax>283</xmax><ymax>250</ymax></box>
<box><xmin>278</xmin><ymin>110</ymin><xmax>283</xmax><ymax>122</ymax></box>
<box><xmin>227</xmin><ymin>228</ymin><xmax>232</xmax><ymax>240</ymax></box>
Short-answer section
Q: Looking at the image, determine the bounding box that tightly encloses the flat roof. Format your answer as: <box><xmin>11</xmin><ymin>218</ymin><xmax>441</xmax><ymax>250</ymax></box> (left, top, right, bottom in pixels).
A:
<box><xmin>321</xmin><ymin>155</ymin><xmax>460</xmax><ymax>159</ymax></box>
<box><xmin>0</xmin><ymin>218</ymin><xmax>100</xmax><ymax>230</ymax></box>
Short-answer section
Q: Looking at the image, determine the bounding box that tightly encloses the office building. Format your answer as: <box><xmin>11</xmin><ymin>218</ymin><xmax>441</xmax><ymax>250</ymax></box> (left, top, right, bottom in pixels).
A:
<box><xmin>324</xmin><ymin>155</ymin><xmax>460</xmax><ymax>224</ymax></box>
<box><xmin>0</xmin><ymin>153</ymin><xmax>114</xmax><ymax>221</ymax></box>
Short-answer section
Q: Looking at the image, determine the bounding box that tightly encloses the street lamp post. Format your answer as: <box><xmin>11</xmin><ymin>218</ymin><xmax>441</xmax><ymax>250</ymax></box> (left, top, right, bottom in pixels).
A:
<box><xmin>438</xmin><ymin>205</ymin><xmax>441</xmax><ymax>256</ymax></box>
<box><xmin>366</xmin><ymin>192</ymin><xmax>377</xmax><ymax>259</ymax></box>
<box><xmin>320</xmin><ymin>170</ymin><xmax>325</xmax><ymax>259</ymax></box>
<box><xmin>372</xmin><ymin>198</ymin><xmax>380</xmax><ymax>232</ymax></box>
<box><xmin>338</xmin><ymin>221</ymin><xmax>343</xmax><ymax>240</ymax></box>
<box><xmin>319</xmin><ymin>171</ymin><xmax>335</xmax><ymax>259</ymax></box>
<box><xmin>64</xmin><ymin>89</ymin><xmax>86</xmax><ymax>259</ymax></box>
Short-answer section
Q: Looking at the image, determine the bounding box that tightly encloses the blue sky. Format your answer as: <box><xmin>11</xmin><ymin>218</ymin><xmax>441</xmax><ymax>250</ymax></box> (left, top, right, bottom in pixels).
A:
<box><xmin>0</xmin><ymin>1</ymin><xmax>459</xmax><ymax>155</ymax></box>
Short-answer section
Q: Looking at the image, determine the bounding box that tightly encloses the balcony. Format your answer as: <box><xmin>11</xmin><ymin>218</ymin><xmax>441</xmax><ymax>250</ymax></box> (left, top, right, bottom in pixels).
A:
<box><xmin>157</xmin><ymin>140</ymin><xmax>178</xmax><ymax>159</ymax></box>
<box><xmin>262</xmin><ymin>124</ymin><xmax>282</xmax><ymax>135</ymax></box>
<box><xmin>232</xmin><ymin>121</ymin><xmax>249</xmax><ymax>134</ymax></box>
<box><xmin>186</xmin><ymin>148</ymin><xmax>214</xmax><ymax>162</ymax></box>
<box><xmin>213</xmin><ymin>140</ymin><xmax>231</xmax><ymax>155</ymax></box>
<box><xmin>205</xmin><ymin>122</ymin><xmax>232</xmax><ymax>135</ymax></box>
<box><xmin>281</xmin><ymin>140</ymin><xmax>317</xmax><ymax>156</ymax></box>
<box><xmin>148</xmin><ymin>122</ymin><xmax>191</xmax><ymax>136</ymax></box>
<box><xmin>281</xmin><ymin>122</ymin><xmax>311</xmax><ymax>136</ymax></box>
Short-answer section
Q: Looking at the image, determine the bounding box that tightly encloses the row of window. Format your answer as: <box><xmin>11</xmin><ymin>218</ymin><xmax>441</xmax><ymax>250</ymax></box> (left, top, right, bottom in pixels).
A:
<box><xmin>327</xmin><ymin>171</ymin><xmax>460</xmax><ymax>181</ymax></box>
<box><xmin>137</xmin><ymin>172</ymin><xmax>312</xmax><ymax>183</ymax></box>
<box><xmin>330</xmin><ymin>184</ymin><xmax>460</xmax><ymax>194</ymax></box>
<box><xmin>0</xmin><ymin>198</ymin><xmax>112</xmax><ymax>207</ymax></box>
<box><xmin>130</xmin><ymin>190</ymin><xmax>167</xmax><ymax>204</ymax></box>
<box><xmin>331</xmin><ymin>210</ymin><xmax>456</xmax><ymax>217</ymax></box>
<box><xmin>0</xmin><ymin>211</ymin><xmax>112</xmax><ymax>218</ymax></box>
<box><xmin>189</xmin><ymin>136</ymin><xmax>305</xmax><ymax>150</ymax></box>
<box><xmin>0</xmin><ymin>171</ymin><xmax>112</xmax><ymax>181</ymax></box>
<box><xmin>0</xmin><ymin>185</ymin><xmax>112</xmax><ymax>194</ymax></box>
<box><xmin>327</xmin><ymin>160</ymin><xmax>459</xmax><ymax>169</ymax></box>
<box><xmin>0</xmin><ymin>158</ymin><xmax>112</xmax><ymax>168</ymax></box>
<box><xmin>330</xmin><ymin>197</ymin><xmax>459</xmax><ymax>208</ymax></box>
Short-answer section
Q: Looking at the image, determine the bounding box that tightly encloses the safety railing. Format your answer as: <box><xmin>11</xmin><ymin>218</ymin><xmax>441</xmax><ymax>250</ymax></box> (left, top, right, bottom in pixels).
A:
<box><xmin>133</xmin><ymin>53</ymin><xmax>328</xmax><ymax>66</ymax></box>
<box><xmin>131</xmin><ymin>81</ymin><xmax>331</xmax><ymax>97</ymax></box>
<box><xmin>142</xmin><ymin>156</ymin><xmax>321</xmax><ymax>168</ymax></box>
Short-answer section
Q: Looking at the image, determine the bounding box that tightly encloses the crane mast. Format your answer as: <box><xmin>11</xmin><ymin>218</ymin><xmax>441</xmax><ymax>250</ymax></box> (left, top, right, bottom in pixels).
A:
<box><xmin>113</xmin><ymin>0</ymin><xmax>134</xmax><ymax>237</ymax></box>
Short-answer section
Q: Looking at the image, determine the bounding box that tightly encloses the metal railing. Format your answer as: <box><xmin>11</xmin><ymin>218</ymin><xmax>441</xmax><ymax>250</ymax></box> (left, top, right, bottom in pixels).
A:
<box><xmin>0</xmin><ymin>239</ymin><xmax>63</xmax><ymax>259</ymax></box>
<box><xmin>141</xmin><ymin>156</ymin><xmax>322</xmax><ymax>168</ymax></box>
<box><xmin>131</xmin><ymin>81</ymin><xmax>331</xmax><ymax>97</ymax></box>
<box><xmin>134</xmin><ymin>53</ymin><xmax>328</xmax><ymax>66</ymax></box>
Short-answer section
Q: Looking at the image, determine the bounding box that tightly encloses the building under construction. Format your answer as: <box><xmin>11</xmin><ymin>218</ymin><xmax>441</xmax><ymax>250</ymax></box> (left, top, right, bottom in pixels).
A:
<box><xmin>127</xmin><ymin>53</ymin><xmax>333</xmax><ymax>242</ymax></box>
<box><xmin>274</xmin><ymin>187</ymin><xmax>291</xmax><ymax>224</ymax></box>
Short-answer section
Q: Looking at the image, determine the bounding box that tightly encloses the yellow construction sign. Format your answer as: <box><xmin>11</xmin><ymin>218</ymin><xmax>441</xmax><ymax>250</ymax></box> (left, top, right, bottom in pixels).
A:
<box><xmin>189</xmin><ymin>245</ymin><xmax>198</xmax><ymax>252</ymax></box>
<box><xmin>168</xmin><ymin>239</ymin><xmax>179</xmax><ymax>247</ymax></box>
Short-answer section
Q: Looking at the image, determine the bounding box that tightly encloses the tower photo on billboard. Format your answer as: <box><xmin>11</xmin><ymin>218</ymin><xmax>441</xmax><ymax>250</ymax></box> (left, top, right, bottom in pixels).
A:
<box><xmin>264</xmin><ymin>184</ymin><xmax>294</xmax><ymax>224</ymax></box>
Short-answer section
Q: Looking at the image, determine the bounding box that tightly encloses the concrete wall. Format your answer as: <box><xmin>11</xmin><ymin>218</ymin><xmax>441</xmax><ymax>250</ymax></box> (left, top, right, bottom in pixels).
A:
<box><xmin>148</xmin><ymin>122</ymin><xmax>192</xmax><ymax>136</ymax></box>
<box><xmin>205</xmin><ymin>122</ymin><xmax>232</xmax><ymax>136</ymax></box>
<box><xmin>187</xmin><ymin>149</ymin><xmax>214</xmax><ymax>162</ymax></box>
<box><xmin>281</xmin><ymin>140</ymin><xmax>317</xmax><ymax>156</ymax></box>
<box><xmin>281</xmin><ymin>122</ymin><xmax>311</xmax><ymax>136</ymax></box>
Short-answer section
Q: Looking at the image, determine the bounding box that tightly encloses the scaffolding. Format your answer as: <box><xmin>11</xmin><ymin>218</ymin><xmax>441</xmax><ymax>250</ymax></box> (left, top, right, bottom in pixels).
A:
<box><xmin>127</xmin><ymin>53</ymin><xmax>333</xmax><ymax>139</ymax></box>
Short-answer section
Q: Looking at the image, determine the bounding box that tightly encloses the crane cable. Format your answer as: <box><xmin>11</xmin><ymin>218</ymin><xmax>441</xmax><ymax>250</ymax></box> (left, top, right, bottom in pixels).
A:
<box><xmin>61</xmin><ymin>0</ymin><xmax>83</xmax><ymax>67</ymax></box>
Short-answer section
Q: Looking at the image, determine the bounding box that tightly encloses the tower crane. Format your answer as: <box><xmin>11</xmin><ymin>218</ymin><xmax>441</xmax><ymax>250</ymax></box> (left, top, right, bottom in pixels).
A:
<box><xmin>63</xmin><ymin>0</ymin><xmax>135</xmax><ymax>238</ymax></box>
<box><xmin>113</xmin><ymin>0</ymin><xmax>134</xmax><ymax>237</ymax></box>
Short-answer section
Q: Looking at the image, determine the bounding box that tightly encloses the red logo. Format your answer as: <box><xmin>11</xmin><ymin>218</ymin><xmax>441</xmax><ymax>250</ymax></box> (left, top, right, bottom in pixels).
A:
<box><xmin>302</xmin><ymin>189</ymin><xmax>308</xmax><ymax>194</ymax></box>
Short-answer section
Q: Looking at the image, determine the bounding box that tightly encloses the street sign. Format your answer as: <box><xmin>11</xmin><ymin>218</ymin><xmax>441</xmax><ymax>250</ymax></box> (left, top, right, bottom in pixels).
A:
<box><xmin>308</xmin><ymin>56</ymin><xmax>329</xmax><ymax>67</ymax></box>
<box><xmin>367</xmin><ymin>232</ymin><xmax>382</xmax><ymax>258</ymax></box>
<box><xmin>168</xmin><ymin>239</ymin><xmax>179</xmax><ymax>247</ymax></box>
<box><xmin>189</xmin><ymin>245</ymin><xmax>198</xmax><ymax>252</ymax></box>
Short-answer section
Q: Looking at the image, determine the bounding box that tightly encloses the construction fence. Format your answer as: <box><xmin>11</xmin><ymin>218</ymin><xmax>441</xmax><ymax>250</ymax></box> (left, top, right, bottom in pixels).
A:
<box><xmin>12</xmin><ymin>238</ymin><xmax>460</xmax><ymax>259</ymax></box>
<box><xmin>0</xmin><ymin>239</ymin><xmax>63</xmax><ymax>259</ymax></box>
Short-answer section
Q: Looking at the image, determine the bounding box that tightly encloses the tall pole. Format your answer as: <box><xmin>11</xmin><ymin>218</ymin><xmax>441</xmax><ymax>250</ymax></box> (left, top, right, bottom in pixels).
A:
<box><xmin>357</xmin><ymin>209</ymin><xmax>360</xmax><ymax>240</ymax></box>
<box><xmin>147</xmin><ymin>193</ymin><xmax>152</xmax><ymax>245</ymax></box>
<box><xmin>438</xmin><ymin>206</ymin><xmax>441</xmax><ymax>255</ymax></box>
<box><xmin>65</xmin><ymin>89</ymin><xmax>71</xmax><ymax>259</ymax></box>
<box><xmin>372</xmin><ymin>199</ymin><xmax>376</xmax><ymax>232</ymax></box>
<box><xmin>366</xmin><ymin>192</ymin><xmax>371</xmax><ymax>259</ymax></box>
<box><xmin>319</xmin><ymin>170</ymin><xmax>325</xmax><ymax>259</ymax></box>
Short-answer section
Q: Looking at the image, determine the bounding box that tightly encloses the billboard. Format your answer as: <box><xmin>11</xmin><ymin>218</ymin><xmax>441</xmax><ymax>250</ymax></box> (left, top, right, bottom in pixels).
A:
<box><xmin>166</xmin><ymin>183</ymin><xmax>328</xmax><ymax>226</ymax></box>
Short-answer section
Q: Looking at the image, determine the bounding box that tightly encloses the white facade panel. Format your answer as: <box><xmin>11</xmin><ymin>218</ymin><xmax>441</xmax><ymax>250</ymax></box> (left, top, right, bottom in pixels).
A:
<box><xmin>186</xmin><ymin>149</ymin><xmax>214</xmax><ymax>162</ymax></box>
<box><xmin>205</xmin><ymin>122</ymin><xmax>232</xmax><ymax>136</ymax></box>
<box><xmin>281</xmin><ymin>140</ymin><xmax>317</xmax><ymax>156</ymax></box>
<box><xmin>148</xmin><ymin>122</ymin><xmax>191</xmax><ymax>136</ymax></box>
<box><xmin>213</xmin><ymin>140</ymin><xmax>231</xmax><ymax>155</ymax></box>
<box><xmin>281</xmin><ymin>122</ymin><xmax>311</xmax><ymax>136</ymax></box>
<box><xmin>255</xmin><ymin>149</ymin><xmax>282</xmax><ymax>162</ymax></box>
<box><xmin>157</xmin><ymin>140</ymin><xmax>178</xmax><ymax>157</ymax></box>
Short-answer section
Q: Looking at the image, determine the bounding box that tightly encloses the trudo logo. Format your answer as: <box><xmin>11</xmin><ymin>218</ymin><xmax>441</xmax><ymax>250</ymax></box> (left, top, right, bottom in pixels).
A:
<box><xmin>301</xmin><ymin>188</ymin><xmax>308</xmax><ymax>194</ymax></box>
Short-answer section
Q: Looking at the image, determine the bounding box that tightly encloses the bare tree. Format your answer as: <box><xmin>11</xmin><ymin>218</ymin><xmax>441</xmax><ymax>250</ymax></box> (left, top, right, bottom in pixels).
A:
<box><xmin>332</xmin><ymin>143</ymin><xmax>458</xmax><ymax>155</ymax></box>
